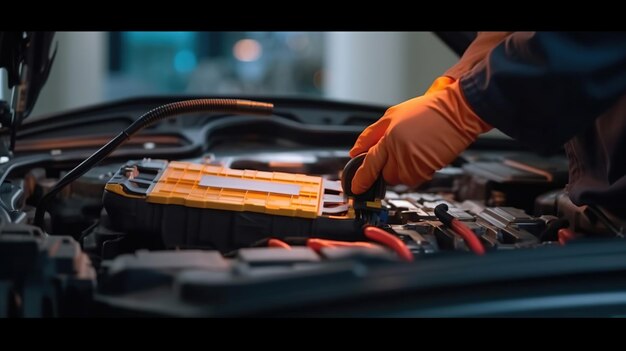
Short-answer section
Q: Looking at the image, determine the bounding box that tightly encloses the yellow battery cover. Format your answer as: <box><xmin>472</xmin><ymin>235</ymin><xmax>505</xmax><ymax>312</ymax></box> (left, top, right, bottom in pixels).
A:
<box><xmin>146</xmin><ymin>161</ymin><xmax>324</xmax><ymax>219</ymax></box>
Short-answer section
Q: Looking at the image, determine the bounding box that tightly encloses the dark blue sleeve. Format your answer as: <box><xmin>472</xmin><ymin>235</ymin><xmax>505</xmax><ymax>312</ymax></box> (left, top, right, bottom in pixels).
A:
<box><xmin>460</xmin><ymin>32</ymin><xmax>626</xmax><ymax>153</ymax></box>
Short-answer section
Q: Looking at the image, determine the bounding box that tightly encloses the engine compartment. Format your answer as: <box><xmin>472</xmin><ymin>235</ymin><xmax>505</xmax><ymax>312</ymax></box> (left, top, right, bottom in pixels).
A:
<box><xmin>1</xmin><ymin>97</ymin><xmax>624</xmax><ymax>317</ymax></box>
<box><xmin>25</xmin><ymin>147</ymin><xmax>572</xmax><ymax>259</ymax></box>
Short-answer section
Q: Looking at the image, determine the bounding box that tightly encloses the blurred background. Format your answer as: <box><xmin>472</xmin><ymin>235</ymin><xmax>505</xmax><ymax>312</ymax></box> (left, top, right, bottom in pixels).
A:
<box><xmin>27</xmin><ymin>32</ymin><xmax>458</xmax><ymax>118</ymax></box>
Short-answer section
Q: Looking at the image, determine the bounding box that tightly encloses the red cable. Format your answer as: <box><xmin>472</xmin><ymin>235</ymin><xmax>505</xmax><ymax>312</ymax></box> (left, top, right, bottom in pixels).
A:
<box><xmin>363</xmin><ymin>226</ymin><xmax>414</xmax><ymax>262</ymax></box>
<box><xmin>450</xmin><ymin>220</ymin><xmax>485</xmax><ymax>255</ymax></box>
<box><xmin>307</xmin><ymin>238</ymin><xmax>334</xmax><ymax>252</ymax></box>
<box><xmin>307</xmin><ymin>238</ymin><xmax>379</xmax><ymax>253</ymax></box>
<box><xmin>558</xmin><ymin>228</ymin><xmax>577</xmax><ymax>245</ymax></box>
<box><xmin>268</xmin><ymin>238</ymin><xmax>291</xmax><ymax>249</ymax></box>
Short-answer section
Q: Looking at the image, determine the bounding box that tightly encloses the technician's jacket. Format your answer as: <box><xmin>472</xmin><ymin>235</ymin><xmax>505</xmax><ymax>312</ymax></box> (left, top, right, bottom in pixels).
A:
<box><xmin>458</xmin><ymin>32</ymin><xmax>626</xmax><ymax>218</ymax></box>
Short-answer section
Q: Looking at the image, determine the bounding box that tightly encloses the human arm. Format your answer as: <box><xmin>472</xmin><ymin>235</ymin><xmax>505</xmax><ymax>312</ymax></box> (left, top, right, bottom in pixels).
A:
<box><xmin>350</xmin><ymin>32</ymin><xmax>626</xmax><ymax>194</ymax></box>
<box><xmin>461</xmin><ymin>31</ymin><xmax>626</xmax><ymax>151</ymax></box>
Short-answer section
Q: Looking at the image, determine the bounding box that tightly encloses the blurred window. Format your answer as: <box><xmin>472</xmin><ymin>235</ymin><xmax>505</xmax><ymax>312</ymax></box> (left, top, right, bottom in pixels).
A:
<box><xmin>106</xmin><ymin>32</ymin><xmax>324</xmax><ymax>100</ymax></box>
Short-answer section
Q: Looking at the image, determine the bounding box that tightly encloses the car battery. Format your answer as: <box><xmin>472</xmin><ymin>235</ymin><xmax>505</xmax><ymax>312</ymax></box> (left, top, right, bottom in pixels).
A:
<box><xmin>102</xmin><ymin>159</ymin><xmax>360</xmax><ymax>252</ymax></box>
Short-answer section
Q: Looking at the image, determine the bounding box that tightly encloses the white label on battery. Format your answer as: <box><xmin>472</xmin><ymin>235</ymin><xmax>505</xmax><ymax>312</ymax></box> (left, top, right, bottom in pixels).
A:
<box><xmin>199</xmin><ymin>175</ymin><xmax>302</xmax><ymax>195</ymax></box>
<box><xmin>322</xmin><ymin>179</ymin><xmax>343</xmax><ymax>192</ymax></box>
<box><xmin>323</xmin><ymin>194</ymin><xmax>347</xmax><ymax>203</ymax></box>
<box><xmin>322</xmin><ymin>204</ymin><xmax>350</xmax><ymax>214</ymax></box>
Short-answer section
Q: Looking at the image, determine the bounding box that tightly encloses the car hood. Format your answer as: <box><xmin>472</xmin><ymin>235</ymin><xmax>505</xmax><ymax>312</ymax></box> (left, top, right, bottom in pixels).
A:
<box><xmin>0</xmin><ymin>32</ymin><xmax>56</xmax><ymax>132</ymax></box>
<box><xmin>0</xmin><ymin>31</ymin><xmax>472</xmax><ymax>145</ymax></box>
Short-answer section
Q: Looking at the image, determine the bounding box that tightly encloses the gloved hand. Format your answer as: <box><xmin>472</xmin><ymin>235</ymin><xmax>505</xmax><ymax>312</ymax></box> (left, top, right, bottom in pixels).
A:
<box><xmin>349</xmin><ymin>80</ymin><xmax>492</xmax><ymax>194</ymax></box>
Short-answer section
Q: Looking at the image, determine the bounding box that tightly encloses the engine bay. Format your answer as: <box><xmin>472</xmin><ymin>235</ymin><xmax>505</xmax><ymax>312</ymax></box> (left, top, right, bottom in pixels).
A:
<box><xmin>1</xmin><ymin>96</ymin><xmax>625</xmax><ymax>317</ymax></box>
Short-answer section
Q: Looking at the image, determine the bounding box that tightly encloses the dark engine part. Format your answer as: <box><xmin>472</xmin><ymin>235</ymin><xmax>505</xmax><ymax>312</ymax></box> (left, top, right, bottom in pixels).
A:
<box><xmin>383</xmin><ymin>193</ymin><xmax>542</xmax><ymax>255</ymax></box>
<box><xmin>25</xmin><ymin>164</ymin><xmax>121</xmax><ymax>237</ymax></box>
<box><xmin>0</xmin><ymin>224</ymin><xmax>95</xmax><ymax>317</ymax></box>
<box><xmin>103</xmin><ymin>191</ymin><xmax>359</xmax><ymax>253</ymax></box>
<box><xmin>456</xmin><ymin>153</ymin><xmax>569</xmax><ymax>213</ymax></box>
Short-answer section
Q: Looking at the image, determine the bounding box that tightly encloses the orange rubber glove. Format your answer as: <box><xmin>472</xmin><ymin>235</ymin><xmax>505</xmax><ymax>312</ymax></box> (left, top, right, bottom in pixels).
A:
<box><xmin>349</xmin><ymin>80</ymin><xmax>492</xmax><ymax>194</ymax></box>
<box><xmin>424</xmin><ymin>76</ymin><xmax>456</xmax><ymax>95</ymax></box>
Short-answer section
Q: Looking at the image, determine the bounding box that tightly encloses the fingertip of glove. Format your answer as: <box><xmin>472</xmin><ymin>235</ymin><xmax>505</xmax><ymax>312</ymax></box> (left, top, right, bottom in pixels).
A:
<box><xmin>351</xmin><ymin>182</ymin><xmax>365</xmax><ymax>195</ymax></box>
<box><xmin>349</xmin><ymin>147</ymin><xmax>362</xmax><ymax>158</ymax></box>
<box><xmin>350</xmin><ymin>168</ymin><xmax>369</xmax><ymax>195</ymax></box>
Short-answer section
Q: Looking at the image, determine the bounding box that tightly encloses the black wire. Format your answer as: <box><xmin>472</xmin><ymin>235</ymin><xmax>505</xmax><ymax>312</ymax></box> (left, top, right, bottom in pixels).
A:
<box><xmin>34</xmin><ymin>99</ymin><xmax>273</xmax><ymax>230</ymax></box>
<box><xmin>434</xmin><ymin>204</ymin><xmax>454</xmax><ymax>227</ymax></box>
<box><xmin>78</xmin><ymin>220</ymin><xmax>100</xmax><ymax>246</ymax></box>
